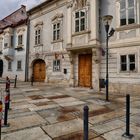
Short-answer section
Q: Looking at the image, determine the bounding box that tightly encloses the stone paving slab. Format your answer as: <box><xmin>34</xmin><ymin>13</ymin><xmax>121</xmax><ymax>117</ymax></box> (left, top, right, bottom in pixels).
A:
<box><xmin>102</xmin><ymin>125</ymin><xmax>140</xmax><ymax>140</ymax></box>
<box><xmin>52</xmin><ymin>97</ymin><xmax>78</xmax><ymax>103</ymax></box>
<box><xmin>59</xmin><ymin>101</ymin><xmax>85</xmax><ymax>107</ymax></box>
<box><xmin>12</xmin><ymin>104</ymin><xmax>37</xmax><ymax>110</ymax></box>
<box><xmin>42</xmin><ymin>119</ymin><xmax>83</xmax><ymax>139</ymax></box>
<box><xmin>89</xmin><ymin>109</ymin><xmax>125</xmax><ymax>125</ymax></box>
<box><xmin>28</xmin><ymin>98</ymin><xmax>50</xmax><ymax>104</ymax></box>
<box><xmin>29</xmin><ymin>104</ymin><xmax>59</xmax><ymax>111</ymax></box>
<box><xmin>2</xmin><ymin>127</ymin><xmax>52</xmax><ymax>140</ymax></box>
<box><xmin>2</xmin><ymin>114</ymin><xmax>46</xmax><ymax>133</ymax></box>
<box><xmin>120</xmin><ymin>113</ymin><xmax>140</xmax><ymax>126</ymax></box>
<box><xmin>93</xmin><ymin>120</ymin><xmax>125</xmax><ymax>134</ymax></box>
<box><xmin>53</xmin><ymin>129</ymin><xmax>97</xmax><ymax>140</ymax></box>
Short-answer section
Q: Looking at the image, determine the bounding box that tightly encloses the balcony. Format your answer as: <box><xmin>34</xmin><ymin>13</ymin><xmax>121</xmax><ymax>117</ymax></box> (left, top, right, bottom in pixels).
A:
<box><xmin>3</xmin><ymin>48</ymin><xmax>14</xmax><ymax>60</ymax></box>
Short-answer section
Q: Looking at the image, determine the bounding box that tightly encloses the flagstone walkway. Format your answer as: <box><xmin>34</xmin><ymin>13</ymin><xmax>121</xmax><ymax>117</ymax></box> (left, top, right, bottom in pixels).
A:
<box><xmin>0</xmin><ymin>81</ymin><xmax>140</xmax><ymax>140</ymax></box>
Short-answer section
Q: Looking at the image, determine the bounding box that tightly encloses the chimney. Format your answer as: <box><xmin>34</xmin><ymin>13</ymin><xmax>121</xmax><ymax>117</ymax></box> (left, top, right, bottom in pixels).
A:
<box><xmin>21</xmin><ymin>5</ymin><xmax>26</xmax><ymax>10</ymax></box>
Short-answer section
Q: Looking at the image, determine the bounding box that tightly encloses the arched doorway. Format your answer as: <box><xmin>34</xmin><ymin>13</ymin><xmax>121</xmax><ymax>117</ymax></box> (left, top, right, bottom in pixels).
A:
<box><xmin>33</xmin><ymin>59</ymin><xmax>46</xmax><ymax>82</ymax></box>
<box><xmin>0</xmin><ymin>60</ymin><xmax>3</xmax><ymax>77</ymax></box>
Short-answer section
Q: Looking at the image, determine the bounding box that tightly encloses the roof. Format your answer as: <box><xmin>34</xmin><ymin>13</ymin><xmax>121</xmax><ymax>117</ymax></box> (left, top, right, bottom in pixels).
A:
<box><xmin>0</xmin><ymin>5</ymin><xmax>27</xmax><ymax>33</ymax></box>
<box><xmin>27</xmin><ymin>0</ymin><xmax>54</xmax><ymax>15</ymax></box>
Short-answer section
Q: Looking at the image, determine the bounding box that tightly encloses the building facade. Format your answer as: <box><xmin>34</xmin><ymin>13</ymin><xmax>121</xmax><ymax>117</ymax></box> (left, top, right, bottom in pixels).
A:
<box><xmin>0</xmin><ymin>5</ymin><xmax>28</xmax><ymax>81</ymax></box>
<box><xmin>1</xmin><ymin>0</ymin><xmax>140</xmax><ymax>94</ymax></box>
<box><xmin>28</xmin><ymin>0</ymin><xmax>100</xmax><ymax>90</ymax></box>
<box><xmin>100</xmin><ymin>0</ymin><xmax>140</xmax><ymax>94</ymax></box>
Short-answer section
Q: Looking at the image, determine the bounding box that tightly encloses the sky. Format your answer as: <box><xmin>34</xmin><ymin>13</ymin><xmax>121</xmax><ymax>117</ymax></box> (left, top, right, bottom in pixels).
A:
<box><xmin>0</xmin><ymin>0</ymin><xmax>46</xmax><ymax>19</ymax></box>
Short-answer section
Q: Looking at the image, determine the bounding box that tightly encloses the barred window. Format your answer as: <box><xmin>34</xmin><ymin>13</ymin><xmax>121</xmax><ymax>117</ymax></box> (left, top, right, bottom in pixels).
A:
<box><xmin>53</xmin><ymin>60</ymin><xmax>61</xmax><ymax>72</ymax></box>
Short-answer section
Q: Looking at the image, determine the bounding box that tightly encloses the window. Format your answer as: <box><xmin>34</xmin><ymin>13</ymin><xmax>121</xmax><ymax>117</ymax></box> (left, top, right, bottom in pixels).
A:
<box><xmin>53</xmin><ymin>60</ymin><xmax>61</xmax><ymax>72</ymax></box>
<box><xmin>18</xmin><ymin>35</ymin><xmax>23</xmax><ymax>45</ymax></box>
<box><xmin>17</xmin><ymin>60</ymin><xmax>22</xmax><ymax>70</ymax></box>
<box><xmin>11</xmin><ymin>36</ymin><xmax>14</xmax><ymax>47</ymax></box>
<box><xmin>120</xmin><ymin>54</ymin><xmax>136</xmax><ymax>72</ymax></box>
<box><xmin>53</xmin><ymin>23</ymin><xmax>60</xmax><ymax>41</ymax></box>
<box><xmin>120</xmin><ymin>0</ymin><xmax>135</xmax><ymax>26</ymax></box>
<box><xmin>75</xmin><ymin>10</ymin><xmax>86</xmax><ymax>32</ymax></box>
<box><xmin>35</xmin><ymin>29</ymin><xmax>41</xmax><ymax>45</ymax></box>
<box><xmin>8</xmin><ymin>61</ymin><xmax>12</xmax><ymax>70</ymax></box>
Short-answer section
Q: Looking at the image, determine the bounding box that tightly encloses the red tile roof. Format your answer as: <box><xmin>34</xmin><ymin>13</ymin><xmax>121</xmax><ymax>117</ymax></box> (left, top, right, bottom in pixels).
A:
<box><xmin>0</xmin><ymin>5</ymin><xmax>27</xmax><ymax>33</ymax></box>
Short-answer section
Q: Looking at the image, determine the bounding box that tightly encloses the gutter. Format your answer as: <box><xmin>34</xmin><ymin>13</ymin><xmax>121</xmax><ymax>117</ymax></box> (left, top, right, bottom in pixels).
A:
<box><xmin>25</xmin><ymin>18</ymin><xmax>30</xmax><ymax>82</ymax></box>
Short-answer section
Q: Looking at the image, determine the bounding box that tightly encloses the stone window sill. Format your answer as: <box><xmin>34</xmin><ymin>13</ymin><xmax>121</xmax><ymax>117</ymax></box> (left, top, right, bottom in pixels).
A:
<box><xmin>16</xmin><ymin>69</ymin><xmax>23</xmax><ymax>71</ymax></box>
<box><xmin>34</xmin><ymin>44</ymin><xmax>43</xmax><ymax>47</ymax></box>
<box><xmin>51</xmin><ymin>39</ymin><xmax>63</xmax><ymax>44</ymax></box>
<box><xmin>116</xmin><ymin>24</ymin><xmax>140</xmax><ymax>31</ymax></box>
<box><xmin>72</xmin><ymin>30</ymin><xmax>91</xmax><ymax>37</ymax></box>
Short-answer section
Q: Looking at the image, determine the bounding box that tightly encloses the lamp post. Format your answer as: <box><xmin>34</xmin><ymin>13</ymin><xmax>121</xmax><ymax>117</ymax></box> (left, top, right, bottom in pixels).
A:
<box><xmin>102</xmin><ymin>15</ymin><xmax>115</xmax><ymax>101</ymax></box>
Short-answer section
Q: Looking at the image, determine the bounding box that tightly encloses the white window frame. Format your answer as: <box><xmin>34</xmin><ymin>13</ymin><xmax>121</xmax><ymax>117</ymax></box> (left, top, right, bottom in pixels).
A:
<box><xmin>53</xmin><ymin>59</ymin><xmax>61</xmax><ymax>72</ymax></box>
<box><xmin>35</xmin><ymin>28</ymin><xmax>42</xmax><ymax>45</ymax></box>
<box><xmin>120</xmin><ymin>54</ymin><xmax>136</xmax><ymax>72</ymax></box>
<box><xmin>119</xmin><ymin>0</ymin><xmax>136</xmax><ymax>26</ymax></box>
<box><xmin>74</xmin><ymin>9</ymin><xmax>87</xmax><ymax>32</ymax></box>
<box><xmin>53</xmin><ymin>22</ymin><xmax>61</xmax><ymax>41</ymax></box>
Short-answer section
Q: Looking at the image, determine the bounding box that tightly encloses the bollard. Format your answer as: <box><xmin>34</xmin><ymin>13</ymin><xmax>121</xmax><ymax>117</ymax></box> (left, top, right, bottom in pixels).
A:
<box><xmin>6</xmin><ymin>77</ymin><xmax>10</xmax><ymax>110</ymax></box>
<box><xmin>0</xmin><ymin>100</ymin><xmax>2</xmax><ymax>140</ymax></box>
<box><xmin>4</xmin><ymin>93</ymin><xmax>9</xmax><ymax>127</ymax></box>
<box><xmin>83</xmin><ymin>105</ymin><xmax>89</xmax><ymax>140</ymax></box>
<box><xmin>14</xmin><ymin>75</ymin><xmax>17</xmax><ymax>88</ymax></box>
<box><xmin>31</xmin><ymin>74</ymin><xmax>34</xmax><ymax>86</ymax></box>
<box><xmin>122</xmin><ymin>94</ymin><xmax>134</xmax><ymax>138</ymax></box>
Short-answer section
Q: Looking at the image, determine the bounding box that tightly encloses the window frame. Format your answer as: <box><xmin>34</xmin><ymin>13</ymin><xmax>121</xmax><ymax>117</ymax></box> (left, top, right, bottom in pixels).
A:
<box><xmin>18</xmin><ymin>35</ymin><xmax>23</xmax><ymax>45</ymax></box>
<box><xmin>53</xmin><ymin>22</ymin><xmax>61</xmax><ymax>41</ymax></box>
<box><xmin>120</xmin><ymin>0</ymin><xmax>136</xmax><ymax>26</ymax></box>
<box><xmin>17</xmin><ymin>60</ymin><xmax>22</xmax><ymax>70</ymax></box>
<box><xmin>35</xmin><ymin>28</ymin><xmax>41</xmax><ymax>45</ymax></box>
<box><xmin>120</xmin><ymin>54</ymin><xmax>136</xmax><ymax>72</ymax></box>
<box><xmin>74</xmin><ymin>9</ymin><xmax>87</xmax><ymax>33</ymax></box>
<box><xmin>8</xmin><ymin>61</ymin><xmax>12</xmax><ymax>71</ymax></box>
<box><xmin>53</xmin><ymin>59</ymin><xmax>61</xmax><ymax>72</ymax></box>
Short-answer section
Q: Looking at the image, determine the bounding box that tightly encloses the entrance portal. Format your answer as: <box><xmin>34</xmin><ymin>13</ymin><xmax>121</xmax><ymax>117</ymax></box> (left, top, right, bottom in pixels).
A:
<box><xmin>0</xmin><ymin>60</ymin><xmax>3</xmax><ymax>77</ymax></box>
<box><xmin>78</xmin><ymin>54</ymin><xmax>92</xmax><ymax>87</ymax></box>
<box><xmin>33</xmin><ymin>59</ymin><xmax>46</xmax><ymax>82</ymax></box>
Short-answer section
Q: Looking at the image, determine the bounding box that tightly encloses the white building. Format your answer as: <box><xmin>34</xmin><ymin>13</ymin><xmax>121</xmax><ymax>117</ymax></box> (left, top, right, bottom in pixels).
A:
<box><xmin>27</xmin><ymin>0</ymin><xmax>140</xmax><ymax>94</ymax></box>
<box><xmin>100</xmin><ymin>0</ymin><xmax>140</xmax><ymax>94</ymax></box>
<box><xmin>0</xmin><ymin>5</ymin><xmax>28</xmax><ymax>81</ymax></box>
<box><xmin>27</xmin><ymin>0</ymin><xmax>100</xmax><ymax>90</ymax></box>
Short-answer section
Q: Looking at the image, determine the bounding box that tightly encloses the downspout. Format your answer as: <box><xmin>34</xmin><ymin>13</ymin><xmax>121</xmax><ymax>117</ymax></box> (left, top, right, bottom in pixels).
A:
<box><xmin>25</xmin><ymin>18</ymin><xmax>30</xmax><ymax>82</ymax></box>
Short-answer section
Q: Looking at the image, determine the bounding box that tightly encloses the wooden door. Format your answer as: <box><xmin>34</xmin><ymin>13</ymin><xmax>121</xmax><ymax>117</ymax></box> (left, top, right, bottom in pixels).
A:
<box><xmin>33</xmin><ymin>60</ymin><xmax>46</xmax><ymax>82</ymax></box>
<box><xmin>79</xmin><ymin>54</ymin><xmax>92</xmax><ymax>87</ymax></box>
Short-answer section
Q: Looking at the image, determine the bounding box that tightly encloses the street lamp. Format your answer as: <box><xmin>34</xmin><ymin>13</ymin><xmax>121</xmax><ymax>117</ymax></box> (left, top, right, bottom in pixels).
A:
<box><xmin>102</xmin><ymin>15</ymin><xmax>115</xmax><ymax>101</ymax></box>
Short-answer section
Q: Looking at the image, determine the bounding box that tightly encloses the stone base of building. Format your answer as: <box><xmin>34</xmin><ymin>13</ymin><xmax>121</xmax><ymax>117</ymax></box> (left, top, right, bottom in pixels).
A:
<box><xmin>109</xmin><ymin>83</ymin><xmax>140</xmax><ymax>96</ymax></box>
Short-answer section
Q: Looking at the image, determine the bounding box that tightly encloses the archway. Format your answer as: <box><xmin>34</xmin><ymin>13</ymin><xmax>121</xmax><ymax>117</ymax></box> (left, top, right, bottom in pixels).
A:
<box><xmin>33</xmin><ymin>59</ymin><xmax>46</xmax><ymax>82</ymax></box>
<box><xmin>0</xmin><ymin>60</ymin><xmax>3</xmax><ymax>77</ymax></box>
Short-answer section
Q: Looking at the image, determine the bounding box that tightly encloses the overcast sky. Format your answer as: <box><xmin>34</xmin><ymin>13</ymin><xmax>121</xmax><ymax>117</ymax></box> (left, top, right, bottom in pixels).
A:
<box><xmin>0</xmin><ymin>0</ymin><xmax>46</xmax><ymax>19</ymax></box>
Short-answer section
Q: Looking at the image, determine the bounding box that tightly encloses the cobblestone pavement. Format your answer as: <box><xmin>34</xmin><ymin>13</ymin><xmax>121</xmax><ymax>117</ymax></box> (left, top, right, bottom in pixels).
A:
<box><xmin>0</xmin><ymin>81</ymin><xmax>140</xmax><ymax>140</ymax></box>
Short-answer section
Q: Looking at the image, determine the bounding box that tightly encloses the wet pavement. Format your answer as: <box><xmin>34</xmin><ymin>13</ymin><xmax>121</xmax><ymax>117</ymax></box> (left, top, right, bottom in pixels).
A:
<box><xmin>0</xmin><ymin>81</ymin><xmax>140</xmax><ymax>140</ymax></box>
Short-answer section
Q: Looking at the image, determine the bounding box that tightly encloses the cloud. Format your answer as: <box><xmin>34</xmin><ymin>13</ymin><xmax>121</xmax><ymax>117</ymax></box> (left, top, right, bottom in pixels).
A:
<box><xmin>0</xmin><ymin>0</ymin><xmax>46</xmax><ymax>19</ymax></box>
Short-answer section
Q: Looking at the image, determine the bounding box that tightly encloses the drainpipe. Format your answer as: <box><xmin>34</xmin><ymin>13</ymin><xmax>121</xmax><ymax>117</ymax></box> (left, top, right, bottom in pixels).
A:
<box><xmin>25</xmin><ymin>18</ymin><xmax>30</xmax><ymax>82</ymax></box>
